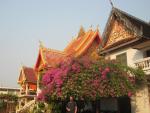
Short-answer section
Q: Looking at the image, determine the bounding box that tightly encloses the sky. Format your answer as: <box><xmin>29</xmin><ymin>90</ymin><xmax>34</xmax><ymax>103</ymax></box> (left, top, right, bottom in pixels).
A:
<box><xmin>0</xmin><ymin>0</ymin><xmax>150</xmax><ymax>88</ymax></box>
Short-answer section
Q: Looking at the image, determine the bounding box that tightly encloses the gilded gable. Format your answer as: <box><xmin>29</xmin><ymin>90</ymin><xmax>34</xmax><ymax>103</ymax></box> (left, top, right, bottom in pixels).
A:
<box><xmin>105</xmin><ymin>20</ymin><xmax>136</xmax><ymax>48</ymax></box>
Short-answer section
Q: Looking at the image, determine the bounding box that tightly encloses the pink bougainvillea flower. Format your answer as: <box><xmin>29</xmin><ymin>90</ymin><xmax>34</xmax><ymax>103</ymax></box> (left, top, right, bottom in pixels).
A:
<box><xmin>101</xmin><ymin>70</ymin><xmax>107</xmax><ymax>79</ymax></box>
<box><xmin>105</xmin><ymin>67</ymin><xmax>110</xmax><ymax>72</ymax></box>
<box><xmin>71</xmin><ymin>62</ymin><xmax>81</xmax><ymax>73</ymax></box>
<box><xmin>128</xmin><ymin>91</ymin><xmax>132</xmax><ymax>97</ymax></box>
<box><xmin>99</xmin><ymin>67</ymin><xmax>102</xmax><ymax>72</ymax></box>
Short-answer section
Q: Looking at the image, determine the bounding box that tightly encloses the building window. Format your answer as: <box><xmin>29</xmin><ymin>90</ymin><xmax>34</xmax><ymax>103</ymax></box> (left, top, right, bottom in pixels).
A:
<box><xmin>116</xmin><ymin>53</ymin><xmax>127</xmax><ymax>65</ymax></box>
<box><xmin>146</xmin><ymin>50</ymin><xmax>150</xmax><ymax>57</ymax></box>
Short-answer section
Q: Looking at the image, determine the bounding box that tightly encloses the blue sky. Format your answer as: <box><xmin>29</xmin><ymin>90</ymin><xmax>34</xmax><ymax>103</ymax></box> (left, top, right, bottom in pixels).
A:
<box><xmin>0</xmin><ymin>0</ymin><xmax>150</xmax><ymax>87</ymax></box>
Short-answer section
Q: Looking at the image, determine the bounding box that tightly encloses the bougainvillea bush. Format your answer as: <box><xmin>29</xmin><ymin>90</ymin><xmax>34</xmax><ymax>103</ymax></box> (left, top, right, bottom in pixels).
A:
<box><xmin>37</xmin><ymin>56</ymin><xmax>145</xmax><ymax>102</ymax></box>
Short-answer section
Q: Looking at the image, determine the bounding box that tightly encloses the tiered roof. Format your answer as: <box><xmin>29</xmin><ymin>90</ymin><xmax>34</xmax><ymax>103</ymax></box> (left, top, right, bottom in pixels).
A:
<box><xmin>64</xmin><ymin>29</ymin><xmax>101</xmax><ymax>57</ymax></box>
<box><xmin>35</xmin><ymin>29</ymin><xmax>101</xmax><ymax>70</ymax></box>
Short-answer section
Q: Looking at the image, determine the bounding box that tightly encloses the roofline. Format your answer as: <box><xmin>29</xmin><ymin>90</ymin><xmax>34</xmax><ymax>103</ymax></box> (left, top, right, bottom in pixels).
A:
<box><xmin>114</xmin><ymin>7</ymin><xmax>150</xmax><ymax>27</ymax></box>
<box><xmin>0</xmin><ymin>87</ymin><xmax>20</xmax><ymax>91</ymax></box>
<box><xmin>102</xmin><ymin>7</ymin><xmax>150</xmax><ymax>47</ymax></box>
<box><xmin>100</xmin><ymin>37</ymin><xmax>141</xmax><ymax>54</ymax></box>
<box><xmin>102</xmin><ymin>7</ymin><xmax>114</xmax><ymax>39</ymax></box>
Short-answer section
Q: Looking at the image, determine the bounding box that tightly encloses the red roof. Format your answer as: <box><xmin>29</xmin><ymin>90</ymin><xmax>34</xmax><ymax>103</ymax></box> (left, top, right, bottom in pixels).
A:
<box><xmin>35</xmin><ymin>47</ymin><xmax>69</xmax><ymax>69</ymax></box>
<box><xmin>18</xmin><ymin>66</ymin><xmax>37</xmax><ymax>84</ymax></box>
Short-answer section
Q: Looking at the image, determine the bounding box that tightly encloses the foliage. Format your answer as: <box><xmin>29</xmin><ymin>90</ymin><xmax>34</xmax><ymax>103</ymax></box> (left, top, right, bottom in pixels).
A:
<box><xmin>0</xmin><ymin>100</ymin><xmax>7</xmax><ymax>109</ymax></box>
<box><xmin>37</xmin><ymin>57</ymin><xmax>145</xmax><ymax>102</ymax></box>
<box><xmin>0</xmin><ymin>93</ymin><xmax>18</xmax><ymax>102</ymax></box>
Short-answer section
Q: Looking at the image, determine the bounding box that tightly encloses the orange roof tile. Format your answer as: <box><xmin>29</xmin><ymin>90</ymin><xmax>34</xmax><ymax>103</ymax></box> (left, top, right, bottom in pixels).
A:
<box><xmin>64</xmin><ymin>29</ymin><xmax>101</xmax><ymax>57</ymax></box>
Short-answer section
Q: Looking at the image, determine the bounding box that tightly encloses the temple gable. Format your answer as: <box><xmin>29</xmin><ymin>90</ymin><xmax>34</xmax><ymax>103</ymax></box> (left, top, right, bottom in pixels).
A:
<box><xmin>105</xmin><ymin>19</ymin><xmax>136</xmax><ymax>49</ymax></box>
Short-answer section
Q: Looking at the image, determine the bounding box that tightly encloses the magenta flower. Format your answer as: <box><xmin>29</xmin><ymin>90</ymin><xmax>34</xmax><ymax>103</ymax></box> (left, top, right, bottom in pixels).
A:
<box><xmin>105</xmin><ymin>67</ymin><xmax>110</xmax><ymax>72</ymax></box>
<box><xmin>128</xmin><ymin>92</ymin><xmax>132</xmax><ymax>97</ymax></box>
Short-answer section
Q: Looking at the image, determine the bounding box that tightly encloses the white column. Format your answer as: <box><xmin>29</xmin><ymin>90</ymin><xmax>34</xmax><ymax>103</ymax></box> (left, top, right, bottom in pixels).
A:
<box><xmin>25</xmin><ymin>84</ymin><xmax>29</xmax><ymax>95</ymax></box>
<box><xmin>130</xmin><ymin>95</ymin><xmax>136</xmax><ymax>113</ymax></box>
<box><xmin>132</xmin><ymin>84</ymin><xmax>150</xmax><ymax>113</ymax></box>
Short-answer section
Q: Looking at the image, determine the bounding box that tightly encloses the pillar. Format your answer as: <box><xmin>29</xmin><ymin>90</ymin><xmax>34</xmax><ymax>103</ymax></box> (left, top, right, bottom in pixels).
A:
<box><xmin>131</xmin><ymin>84</ymin><xmax>150</xmax><ymax>113</ymax></box>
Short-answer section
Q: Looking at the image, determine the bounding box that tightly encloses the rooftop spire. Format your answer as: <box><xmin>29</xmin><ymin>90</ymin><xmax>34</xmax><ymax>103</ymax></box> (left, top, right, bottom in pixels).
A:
<box><xmin>39</xmin><ymin>40</ymin><xmax>45</xmax><ymax>48</ymax></box>
<box><xmin>77</xmin><ymin>25</ymin><xmax>85</xmax><ymax>38</ymax></box>
<box><xmin>96</xmin><ymin>25</ymin><xmax>100</xmax><ymax>31</ymax></box>
<box><xmin>109</xmin><ymin>0</ymin><xmax>114</xmax><ymax>8</ymax></box>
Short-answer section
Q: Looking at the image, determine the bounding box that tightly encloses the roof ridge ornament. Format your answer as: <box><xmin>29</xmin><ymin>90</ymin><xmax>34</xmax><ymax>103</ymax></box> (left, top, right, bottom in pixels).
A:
<box><xmin>109</xmin><ymin>0</ymin><xmax>114</xmax><ymax>8</ymax></box>
<box><xmin>90</xmin><ymin>25</ymin><xmax>93</xmax><ymax>30</ymax></box>
<box><xmin>39</xmin><ymin>40</ymin><xmax>45</xmax><ymax>48</ymax></box>
<box><xmin>96</xmin><ymin>25</ymin><xmax>100</xmax><ymax>31</ymax></box>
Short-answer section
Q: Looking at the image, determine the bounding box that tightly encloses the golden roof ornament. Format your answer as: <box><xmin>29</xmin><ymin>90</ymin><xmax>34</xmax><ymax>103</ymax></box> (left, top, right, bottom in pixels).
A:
<box><xmin>90</xmin><ymin>25</ymin><xmax>93</xmax><ymax>30</ymax></box>
<box><xmin>96</xmin><ymin>25</ymin><xmax>100</xmax><ymax>31</ymax></box>
<box><xmin>77</xmin><ymin>25</ymin><xmax>85</xmax><ymax>38</ymax></box>
<box><xmin>39</xmin><ymin>40</ymin><xmax>45</xmax><ymax>48</ymax></box>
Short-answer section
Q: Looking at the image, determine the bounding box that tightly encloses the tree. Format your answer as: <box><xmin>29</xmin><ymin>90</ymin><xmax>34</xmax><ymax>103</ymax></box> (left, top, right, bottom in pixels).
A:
<box><xmin>37</xmin><ymin>57</ymin><xmax>145</xmax><ymax>101</ymax></box>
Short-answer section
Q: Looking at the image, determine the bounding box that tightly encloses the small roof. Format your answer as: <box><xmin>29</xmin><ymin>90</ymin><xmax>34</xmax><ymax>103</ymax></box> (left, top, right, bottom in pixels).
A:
<box><xmin>18</xmin><ymin>66</ymin><xmax>37</xmax><ymax>84</ymax></box>
<box><xmin>35</xmin><ymin>46</ymin><xmax>68</xmax><ymax>69</ymax></box>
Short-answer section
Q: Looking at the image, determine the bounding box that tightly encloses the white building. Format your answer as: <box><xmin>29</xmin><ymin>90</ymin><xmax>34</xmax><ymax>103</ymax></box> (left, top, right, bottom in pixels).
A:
<box><xmin>0</xmin><ymin>87</ymin><xmax>20</xmax><ymax>95</ymax></box>
<box><xmin>101</xmin><ymin>7</ymin><xmax>150</xmax><ymax>113</ymax></box>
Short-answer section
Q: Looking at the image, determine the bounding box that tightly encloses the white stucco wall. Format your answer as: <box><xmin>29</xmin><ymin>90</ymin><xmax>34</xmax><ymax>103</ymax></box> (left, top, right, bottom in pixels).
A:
<box><xmin>105</xmin><ymin>47</ymin><xmax>144</xmax><ymax>67</ymax></box>
<box><xmin>105</xmin><ymin>47</ymin><xmax>150</xmax><ymax>113</ymax></box>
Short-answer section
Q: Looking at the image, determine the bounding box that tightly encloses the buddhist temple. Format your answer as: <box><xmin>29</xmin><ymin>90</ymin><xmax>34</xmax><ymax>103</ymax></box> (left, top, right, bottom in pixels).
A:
<box><xmin>101</xmin><ymin>7</ymin><xmax>150</xmax><ymax>113</ymax></box>
<box><xmin>16</xmin><ymin>6</ymin><xmax>150</xmax><ymax>113</ymax></box>
<box><xmin>17</xmin><ymin>28</ymin><xmax>102</xmax><ymax>112</ymax></box>
<box><xmin>35</xmin><ymin>28</ymin><xmax>101</xmax><ymax>71</ymax></box>
<box><xmin>17</xmin><ymin>66</ymin><xmax>37</xmax><ymax>111</ymax></box>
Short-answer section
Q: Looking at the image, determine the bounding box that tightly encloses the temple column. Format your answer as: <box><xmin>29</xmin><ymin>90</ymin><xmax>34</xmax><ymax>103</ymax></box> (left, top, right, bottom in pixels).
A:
<box><xmin>37</xmin><ymin>72</ymin><xmax>41</xmax><ymax>96</ymax></box>
<box><xmin>25</xmin><ymin>84</ymin><xmax>29</xmax><ymax>95</ymax></box>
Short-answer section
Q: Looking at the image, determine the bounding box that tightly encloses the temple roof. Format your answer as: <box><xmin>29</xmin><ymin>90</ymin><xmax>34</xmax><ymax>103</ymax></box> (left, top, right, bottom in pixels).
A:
<box><xmin>18</xmin><ymin>66</ymin><xmax>37</xmax><ymax>84</ymax></box>
<box><xmin>35</xmin><ymin>46</ymin><xmax>68</xmax><ymax>69</ymax></box>
<box><xmin>101</xmin><ymin>7</ymin><xmax>150</xmax><ymax>53</ymax></box>
<box><xmin>64</xmin><ymin>29</ymin><xmax>101</xmax><ymax>57</ymax></box>
<box><xmin>35</xmin><ymin>29</ymin><xmax>101</xmax><ymax>70</ymax></box>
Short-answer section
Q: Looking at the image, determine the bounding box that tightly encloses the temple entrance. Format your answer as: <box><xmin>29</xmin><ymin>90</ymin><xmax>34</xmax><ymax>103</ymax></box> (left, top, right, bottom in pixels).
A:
<box><xmin>118</xmin><ymin>97</ymin><xmax>131</xmax><ymax>113</ymax></box>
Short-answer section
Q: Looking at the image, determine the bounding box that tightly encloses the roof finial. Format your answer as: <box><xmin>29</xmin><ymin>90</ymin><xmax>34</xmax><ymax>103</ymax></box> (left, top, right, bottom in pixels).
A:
<box><xmin>109</xmin><ymin>0</ymin><xmax>114</xmax><ymax>8</ymax></box>
<box><xmin>39</xmin><ymin>40</ymin><xmax>44</xmax><ymax>48</ymax></box>
<box><xmin>77</xmin><ymin>25</ymin><xmax>85</xmax><ymax>38</ymax></box>
<box><xmin>96</xmin><ymin>24</ymin><xmax>100</xmax><ymax>30</ymax></box>
<box><xmin>21</xmin><ymin>62</ymin><xmax>24</xmax><ymax>67</ymax></box>
<box><xmin>90</xmin><ymin>25</ymin><xmax>93</xmax><ymax>30</ymax></box>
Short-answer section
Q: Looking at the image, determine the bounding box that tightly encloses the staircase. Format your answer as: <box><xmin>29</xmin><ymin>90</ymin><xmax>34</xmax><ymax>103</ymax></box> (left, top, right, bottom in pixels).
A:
<box><xmin>16</xmin><ymin>100</ymin><xmax>35</xmax><ymax>113</ymax></box>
